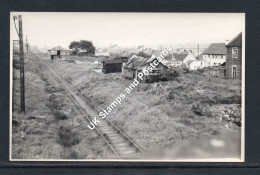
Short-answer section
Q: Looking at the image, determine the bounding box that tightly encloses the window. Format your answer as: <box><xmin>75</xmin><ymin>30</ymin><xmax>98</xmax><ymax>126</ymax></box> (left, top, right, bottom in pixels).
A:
<box><xmin>232</xmin><ymin>66</ymin><xmax>237</xmax><ymax>78</ymax></box>
<box><xmin>232</xmin><ymin>47</ymin><xmax>238</xmax><ymax>60</ymax></box>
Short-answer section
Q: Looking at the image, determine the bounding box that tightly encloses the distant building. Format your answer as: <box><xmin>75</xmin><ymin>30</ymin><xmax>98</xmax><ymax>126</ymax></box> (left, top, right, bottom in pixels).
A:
<box><xmin>187</xmin><ymin>60</ymin><xmax>205</xmax><ymax>70</ymax></box>
<box><xmin>108</xmin><ymin>45</ymin><xmax>122</xmax><ymax>56</ymax></box>
<box><xmin>95</xmin><ymin>48</ymin><xmax>110</xmax><ymax>57</ymax></box>
<box><xmin>102</xmin><ymin>60</ymin><xmax>123</xmax><ymax>74</ymax></box>
<box><xmin>201</xmin><ymin>43</ymin><xmax>227</xmax><ymax>67</ymax></box>
<box><xmin>225</xmin><ymin>33</ymin><xmax>242</xmax><ymax>79</ymax></box>
<box><xmin>48</xmin><ymin>46</ymin><xmax>69</xmax><ymax>60</ymax></box>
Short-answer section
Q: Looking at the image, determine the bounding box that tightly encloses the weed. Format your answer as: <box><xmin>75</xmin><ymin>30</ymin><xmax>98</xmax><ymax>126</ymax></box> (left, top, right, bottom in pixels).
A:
<box><xmin>213</xmin><ymin>94</ymin><xmax>241</xmax><ymax>104</ymax></box>
<box><xmin>161</xmin><ymin>68</ymin><xmax>180</xmax><ymax>81</ymax></box>
<box><xmin>53</xmin><ymin>111</ymin><xmax>68</xmax><ymax>120</ymax></box>
<box><xmin>57</xmin><ymin>126</ymin><xmax>80</xmax><ymax>148</ymax></box>
<box><xmin>191</xmin><ymin>102</ymin><xmax>203</xmax><ymax>116</ymax></box>
<box><xmin>60</xmin><ymin>149</ymin><xmax>79</xmax><ymax>159</ymax></box>
<box><xmin>167</xmin><ymin>90</ymin><xmax>175</xmax><ymax>100</ymax></box>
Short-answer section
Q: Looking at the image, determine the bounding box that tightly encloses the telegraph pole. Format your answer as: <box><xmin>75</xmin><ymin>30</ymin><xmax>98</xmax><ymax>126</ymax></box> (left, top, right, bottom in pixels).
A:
<box><xmin>25</xmin><ymin>35</ymin><xmax>29</xmax><ymax>61</ymax></box>
<box><xmin>18</xmin><ymin>15</ymin><xmax>25</xmax><ymax>113</ymax></box>
<box><xmin>197</xmin><ymin>44</ymin><xmax>199</xmax><ymax>58</ymax></box>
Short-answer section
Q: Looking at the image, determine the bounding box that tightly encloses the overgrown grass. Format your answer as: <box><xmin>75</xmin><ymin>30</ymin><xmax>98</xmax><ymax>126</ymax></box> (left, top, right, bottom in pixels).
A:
<box><xmin>50</xmin><ymin>59</ymin><xmax>241</xmax><ymax>151</ymax></box>
<box><xmin>12</xmin><ymin>58</ymin><xmax>111</xmax><ymax>159</ymax></box>
<box><xmin>57</xmin><ymin>126</ymin><xmax>80</xmax><ymax>148</ymax></box>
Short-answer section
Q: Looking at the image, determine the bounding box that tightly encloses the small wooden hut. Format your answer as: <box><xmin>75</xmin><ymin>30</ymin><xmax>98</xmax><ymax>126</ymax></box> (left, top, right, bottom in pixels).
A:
<box><xmin>102</xmin><ymin>60</ymin><xmax>123</xmax><ymax>74</ymax></box>
<box><xmin>48</xmin><ymin>46</ymin><xmax>69</xmax><ymax>60</ymax></box>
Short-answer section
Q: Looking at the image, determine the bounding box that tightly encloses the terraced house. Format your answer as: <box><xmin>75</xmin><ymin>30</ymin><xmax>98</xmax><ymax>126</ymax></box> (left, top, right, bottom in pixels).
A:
<box><xmin>225</xmin><ymin>33</ymin><xmax>242</xmax><ymax>79</ymax></box>
<box><xmin>201</xmin><ymin>43</ymin><xmax>227</xmax><ymax>67</ymax></box>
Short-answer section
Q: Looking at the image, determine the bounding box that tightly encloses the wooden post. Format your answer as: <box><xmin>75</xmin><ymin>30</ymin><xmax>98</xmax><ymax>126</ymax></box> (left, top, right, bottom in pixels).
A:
<box><xmin>25</xmin><ymin>35</ymin><xmax>29</xmax><ymax>61</ymax></box>
<box><xmin>18</xmin><ymin>15</ymin><xmax>25</xmax><ymax>113</ymax></box>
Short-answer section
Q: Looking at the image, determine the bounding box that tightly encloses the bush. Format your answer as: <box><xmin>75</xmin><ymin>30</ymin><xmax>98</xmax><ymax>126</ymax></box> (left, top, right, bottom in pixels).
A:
<box><xmin>167</xmin><ymin>89</ymin><xmax>175</xmax><ymax>100</ymax></box>
<box><xmin>53</xmin><ymin>111</ymin><xmax>68</xmax><ymax>120</ymax></box>
<box><xmin>191</xmin><ymin>102</ymin><xmax>203</xmax><ymax>116</ymax></box>
<box><xmin>182</xmin><ymin>66</ymin><xmax>190</xmax><ymax>73</ymax></box>
<box><xmin>68</xmin><ymin>59</ymin><xmax>76</xmax><ymax>63</ymax></box>
<box><xmin>161</xmin><ymin>68</ymin><xmax>180</xmax><ymax>81</ymax></box>
<box><xmin>213</xmin><ymin>94</ymin><xmax>241</xmax><ymax>104</ymax></box>
<box><xmin>196</xmin><ymin>68</ymin><xmax>205</xmax><ymax>75</ymax></box>
<box><xmin>57</xmin><ymin>126</ymin><xmax>80</xmax><ymax>148</ymax></box>
<box><xmin>60</xmin><ymin>149</ymin><xmax>79</xmax><ymax>159</ymax></box>
<box><xmin>203</xmin><ymin>107</ymin><xmax>213</xmax><ymax>118</ymax></box>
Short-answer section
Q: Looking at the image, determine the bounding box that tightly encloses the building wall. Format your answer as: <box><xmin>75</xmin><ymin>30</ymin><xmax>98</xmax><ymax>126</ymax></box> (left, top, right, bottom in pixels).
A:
<box><xmin>135</xmin><ymin>63</ymin><xmax>167</xmax><ymax>82</ymax></box>
<box><xmin>226</xmin><ymin>46</ymin><xmax>242</xmax><ymax>79</ymax></box>
<box><xmin>122</xmin><ymin>66</ymin><xmax>134</xmax><ymax>79</ymax></box>
<box><xmin>183</xmin><ymin>53</ymin><xmax>196</xmax><ymax>64</ymax></box>
<box><xmin>203</xmin><ymin>54</ymin><xmax>226</xmax><ymax>67</ymax></box>
<box><xmin>102</xmin><ymin>63</ymin><xmax>122</xmax><ymax>73</ymax></box>
<box><xmin>189</xmin><ymin>61</ymin><xmax>204</xmax><ymax>70</ymax></box>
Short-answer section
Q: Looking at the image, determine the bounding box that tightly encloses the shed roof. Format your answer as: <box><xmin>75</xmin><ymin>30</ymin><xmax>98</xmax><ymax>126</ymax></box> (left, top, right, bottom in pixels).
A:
<box><xmin>203</xmin><ymin>43</ymin><xmax>227</xmax><ymax>55</ymax></box>
<box><xmin>226</xmin><ymin>32</ymin><xmax>242</xmax><ymax>47</ymax></box>
<box><xmin>48</xmin><ymin>46</ymin><xmax>69</xmax><ymax>51</ymax></box>
<box><xmin>102</xmin><ymin>60</ymin><xmax>123</xmax><ymax>64</ymax></box>
<box><xmin>124</xmin><ymin>56</ymin><xmax>149</xmax><ymax>69</ymax></box>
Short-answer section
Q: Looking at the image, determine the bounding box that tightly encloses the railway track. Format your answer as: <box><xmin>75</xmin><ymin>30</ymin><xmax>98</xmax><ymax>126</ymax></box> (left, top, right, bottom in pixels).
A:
<box><xmin>43</xmin><ymin>61</ymin><xmax>143</xmax><ymax>158</ymax></box>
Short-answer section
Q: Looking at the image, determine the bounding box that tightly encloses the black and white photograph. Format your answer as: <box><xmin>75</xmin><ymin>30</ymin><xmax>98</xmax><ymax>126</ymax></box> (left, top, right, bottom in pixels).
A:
<box><xmin>10</xmin><ymin>12</ymin><xmax>245</xmax><ymax>161</ymax></box>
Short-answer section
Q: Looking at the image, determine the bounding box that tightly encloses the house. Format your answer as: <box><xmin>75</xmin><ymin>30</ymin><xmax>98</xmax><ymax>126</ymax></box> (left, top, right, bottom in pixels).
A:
<box><xmin>201</xmin><ymin>43</ymin><xmax>227</xmax><ymax>67</ymax></box>
<box><xmin>225</xmin><ymin>33</ymin><xmax>242</xmax><ymax>79</ymax></box>
<box><xmin>102</xmin><ymin>60</ymin><xmax>123</xmax><ymax>74</ymax></box>
<box><xmin>48</xmin><ymin>46</ymin><xmax>69</xmax><ymax>60</ymax></box>
<box><xmin>187</xmin><ymin>60</ymin><xmax>204</xmax><ymax>70</ymax></box>
<box><xmin>95</xmin><ymin>48</ymin><xmax>110</xmax><ymax>57</ymax></box>
<box><xmin>173</xmin><ymin>53</ymin><xmax>197</xmax><ymax>66</ymax></box>
<box><xmin>108</xmin><ymin>45</ymin><xmax>122</xmax><ymax>56</ymax></box>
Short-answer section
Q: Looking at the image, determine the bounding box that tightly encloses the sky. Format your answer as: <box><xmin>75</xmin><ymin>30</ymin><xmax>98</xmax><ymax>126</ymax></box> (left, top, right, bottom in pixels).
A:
<box><xmin>10</xmin><ymin>12</ymin><xmax>245</xmax><ymax>49</ymax></box>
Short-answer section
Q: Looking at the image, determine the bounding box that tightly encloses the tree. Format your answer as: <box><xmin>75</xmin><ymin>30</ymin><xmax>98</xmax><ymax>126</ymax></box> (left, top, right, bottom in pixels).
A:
<box><xmin>69</xmin><ymin>41</ymin><xmax>80</xmax><ymax>55</ymax></box>
<box><xmin>79</xmin><ymin>40</ymin><xmax>95</xmax><ymax>56</ymax></box>
<box><xmin>69</xmin><ymin>40</ymin><xmax>96</xmax><ymax>56</ymax></box>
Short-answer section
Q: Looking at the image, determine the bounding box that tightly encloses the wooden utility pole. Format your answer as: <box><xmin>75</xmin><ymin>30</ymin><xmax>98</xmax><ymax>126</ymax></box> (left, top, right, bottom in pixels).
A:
<box><xmin>18</xmin><ymin>15</ymin><xmax>25</xmax><ymax>113</ymax></box>
<box><xmin>197</xmin><ymin>44</ymin><xmax>199</xmax><ymax>58</ymax></box>
<box><xmin>25</xmin><ymin>35</ymin><xmax>29</xmax><ymax>61</ymax></box>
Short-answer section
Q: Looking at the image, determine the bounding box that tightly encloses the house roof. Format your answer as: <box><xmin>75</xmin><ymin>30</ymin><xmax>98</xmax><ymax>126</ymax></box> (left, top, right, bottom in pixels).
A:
<box><xmin>48</xmin><ymin>46</ymin><xmax>69</xmax><ymax>51</ymax></box>
<box><xmin>124</xmin><ymin>56</ymin><xmax>149</xmax><ymax>69</ymax></box>
<box><xmin>173</xmin><ymin>53</ymin><xmax>188</xmax><ymax>62</ymax></box>
<box><xmin>164</xmin><ymin>53</ymin><xmax>174</xmax><ymax>61</ymax></box>
<box><xmin>132</xmin><ymin>57</ymin><xmax>149</xmax><ymax>68</ymax></box>
<box><xmin>102</xmin><ymin>60</ymin><xmax>123</xmax><ymax>64</ymax></box>
<box><xmin>137</xmin><ymin>52</ymin><xmax>152</xmax><ymax>58</ymax></box>
<box><xmin>122</xmin><ymin>52</ymin><xmax>136</xmax><ymax>58</ymax></box>
<box><xmin>203</xmin><ymin>43</ymin><xmax>227</xmax><ymax>55</ymax></box>
<box><xmin>226</xmin><ymin>32</ymin><xmax>242</xmax><ymax>47</ymax></box>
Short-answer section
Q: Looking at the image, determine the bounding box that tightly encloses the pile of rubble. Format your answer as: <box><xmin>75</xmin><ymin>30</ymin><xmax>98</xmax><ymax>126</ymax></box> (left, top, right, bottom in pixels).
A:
<box><xmin>211</xmin><ymin>104</ymin><xmax>241</xmax><ymax>126</ymax></box>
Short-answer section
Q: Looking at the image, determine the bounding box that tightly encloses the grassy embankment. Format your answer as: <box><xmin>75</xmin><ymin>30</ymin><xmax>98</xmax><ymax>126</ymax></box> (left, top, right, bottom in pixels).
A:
<box><xmin>52</xmin><ymin>57</ymin><xmax>241</xmax><ymax>150</ymax></box>
<box><xmin>12</xmin><ymin>55</ymin><xmax>113</xmax><ymax>159</ymax></box>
